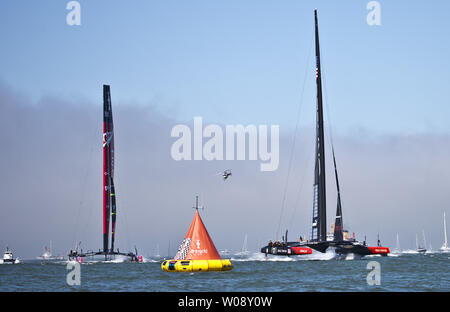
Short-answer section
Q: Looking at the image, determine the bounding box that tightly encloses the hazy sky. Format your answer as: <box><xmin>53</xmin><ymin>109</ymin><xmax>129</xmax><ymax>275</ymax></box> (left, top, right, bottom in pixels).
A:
<box><xmin>0</xmin><ymin>1</ymin><xmax>450</xmax><ymax>258</ymax></box>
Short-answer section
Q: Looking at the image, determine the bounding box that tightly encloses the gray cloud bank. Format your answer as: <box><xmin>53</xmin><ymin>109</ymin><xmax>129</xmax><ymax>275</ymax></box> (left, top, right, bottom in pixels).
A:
<box><xmin>1</xmin><ymin>82</ymin><xmax>449</xmax><ymax>258</ymax></box>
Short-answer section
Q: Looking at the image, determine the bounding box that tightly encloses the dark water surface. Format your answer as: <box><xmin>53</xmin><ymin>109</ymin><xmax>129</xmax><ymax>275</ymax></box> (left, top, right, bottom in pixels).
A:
<box><xmin>1</xmin><ymin>252</ymin><xmax>449</xmax><ymax>292</ymax></box>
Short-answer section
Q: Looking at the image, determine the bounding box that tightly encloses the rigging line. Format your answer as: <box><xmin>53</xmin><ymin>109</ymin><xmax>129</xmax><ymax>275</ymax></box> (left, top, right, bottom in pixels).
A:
<box><xmin>275</xmin><ymin>29</ymin><xmax>314</xmax><ymax>240</ymax></box>
<box><xmin>321</xmin><ymin>51</ymin><xmax>346</xmax><ymax>199</ymax></box>
<box><xmin>79</xmin><ymin>117</ymin><xmax>102</xmax><ymax>246</ymax></box>
<box><xmin>320</xmin><ymin>50</ymin><xmax>336</xmax><ymax>152</ymax></box>
<box><xmin>71</xmin><ymin>105</ymin><xmax>101</xmax><ymax>249</ymax></box>
<box><xmin>288</xmin><ymin>140</ymin><xmax>314</xmax><ymax>231</ymax></box>
<box><xmin>116</xmin><ymin>176</ymin><xmax>132</xmax><ymax>252</ymax></box>
<box><xmin>321</xmin><ymin>49</ymin><xmax>347</xmax><ymax>234</ymax></box>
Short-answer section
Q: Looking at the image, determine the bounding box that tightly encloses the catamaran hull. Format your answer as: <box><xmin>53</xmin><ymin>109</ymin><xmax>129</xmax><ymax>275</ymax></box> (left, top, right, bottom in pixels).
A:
<box><xmin>68</xmin><ymin>251</ymin><xmax>142</xmax><ymax>263</ymax></box>
<box><xmin>334</xmin><ymin>244</ymin><xmax>390</xmax><ymax>256</ymax></box>
<box><xmin>161</xmin><ymin>259</ymin><xmax>233</xmax><ymax>272</ymax></box>
<box><xmin>260</xmin><ymin>244</ymin><xmax>313</xmax><ymax>256</ymax></box>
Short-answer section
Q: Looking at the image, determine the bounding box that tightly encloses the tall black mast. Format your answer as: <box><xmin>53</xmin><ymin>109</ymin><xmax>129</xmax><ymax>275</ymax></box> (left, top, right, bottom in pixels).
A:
<box><xmin>311</xmin><ymin>9</ymin><xmax>327</xmax><ymax>242</ymax></box>
<box><xmin>103</xmin><ymin>85</ymin><xmax>113</xmax><ymax>254</ymax></box>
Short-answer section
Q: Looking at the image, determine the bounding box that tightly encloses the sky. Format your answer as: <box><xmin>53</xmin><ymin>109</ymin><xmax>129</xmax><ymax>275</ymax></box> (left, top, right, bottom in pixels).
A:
<box><xmin>0</xmin><ymin>1</ymin><xmax>450</xmax><ymax>258</ymax></box>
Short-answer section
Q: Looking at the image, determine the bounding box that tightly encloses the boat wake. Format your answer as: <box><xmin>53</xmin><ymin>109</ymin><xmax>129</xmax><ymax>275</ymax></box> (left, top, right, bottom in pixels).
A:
<box><xmin>231</xmin><ymin>250</ymin><xmax>336</xmax><ymax>262</ymax></box>
<box><xmin>402</xmin><ymin>249</ymin><xmax>420</xmax><ymax>254</ymax></box>
<box><xmin>387</xmin><ymin>253</ymin><xmax>400</xmax><ymax>257</ymax></box>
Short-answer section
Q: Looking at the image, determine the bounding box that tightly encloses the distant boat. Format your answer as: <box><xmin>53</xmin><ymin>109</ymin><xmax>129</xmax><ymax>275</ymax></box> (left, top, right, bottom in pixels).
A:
<box><xmin>161</xmin><ymin>196</ymin><xmax>232</xmax><ymax>272</ymax></box>
<box><xmin>235</xmin><ymin>234</ymin><xmax>250</xmax><ymax>256</ymax></box>
<box><xmin>67</xmin><ymin>85</ymin><xmax>142</xmax><ymax>262</ymax></box>
<box><xmin>392</xmin><ymin>233</ymin><xmax>401</xmax><ymax>254</ymax></box>
<box><xmin>219</xmin><ymin>249</ymin><xmax>231</xmax><ymax>256</ymax></box>
<box><xmin>1</xmin><ymin>246</ymin><xmax>19</xmax><ymax>264</ymax></box>
<box><xmin>416</xmin><ymin>233</ymin><xmax>426</xmax><ymax>253</ymax></box>
<box><xmin>154</xmin><ymin>244</ymin><xmax>161</xmax><ymax>258</ymax></box>
<box><xmin>37</xmin><ymin>241</ymin><xmax>64</xmax><ymax>260</ymax></box>
<box><xmin>440</xmin><ymin>212</ymin><xmax>450</xmax><ymax>252</ymax></box>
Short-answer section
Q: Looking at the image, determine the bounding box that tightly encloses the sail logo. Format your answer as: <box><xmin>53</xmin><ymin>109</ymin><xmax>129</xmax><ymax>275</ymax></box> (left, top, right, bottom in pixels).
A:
<box><xmin>103</xmin><ymin>132</ymin><xmax>113</xmax><ymax>148</ymax></box>
<box><xmin>196</xmin><ymin>240</ymin><xmax>201</xmax><ymax>249</ymax></box>
<box><xmin>170</xmin><ymin>117</ymin><xmax>279</xmax><ymax>171</ymax></box>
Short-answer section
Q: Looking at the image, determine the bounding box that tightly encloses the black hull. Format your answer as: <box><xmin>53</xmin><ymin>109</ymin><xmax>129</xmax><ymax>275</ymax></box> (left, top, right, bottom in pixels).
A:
<box><xmin>68</xmin><ymin>250</ymin><xmax>139</xmax><ymax>262</ymax></box>
<box><xmin>332</xmin><ymin>242</ymin><xmax>389</xmax><ymax>257</ymax></box>
<box><xmin>260</xmin><ymin>242</ymin><xmax>313</xmax><ymax>256</ymax></box>
<box><xmin>334</xmin><ymin>244</ymin><xmax>371</xmax><ymax>256</ymax></box>
<box><xmin>260</xmin><ymin>245</ymin><xmax>294</xmax><ymax>256</ymax></box>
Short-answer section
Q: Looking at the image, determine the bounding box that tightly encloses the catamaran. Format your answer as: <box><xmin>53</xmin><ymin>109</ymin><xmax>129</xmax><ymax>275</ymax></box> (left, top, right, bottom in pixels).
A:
<box><xmin>68</xmin><ymin>85</ymin><xmax>142</xmax><ymax>262</ymax></box>
<box><xmin>440</xmin><ymin>212</ymin><xmax>450</xmax><ymax>252</ymax></box>
<box><xmin>260</xmin><ymin>10</ymin><xmax>389</xmax><ymax>258</ymax></box>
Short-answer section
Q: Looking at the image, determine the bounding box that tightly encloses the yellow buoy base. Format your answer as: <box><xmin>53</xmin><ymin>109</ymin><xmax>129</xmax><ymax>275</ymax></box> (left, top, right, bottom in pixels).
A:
<box><xmin>161</xmin><ymin>259</ymin><xmax>233</xmax><ymax>272</ymax></box>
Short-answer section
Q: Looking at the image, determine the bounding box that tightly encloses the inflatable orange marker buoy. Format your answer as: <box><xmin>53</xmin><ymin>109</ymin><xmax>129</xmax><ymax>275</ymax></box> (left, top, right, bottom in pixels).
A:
<box><xmin>161</xmin><ymin>197</ymin><xmax>233</xmax><ymax>272</ymax></box>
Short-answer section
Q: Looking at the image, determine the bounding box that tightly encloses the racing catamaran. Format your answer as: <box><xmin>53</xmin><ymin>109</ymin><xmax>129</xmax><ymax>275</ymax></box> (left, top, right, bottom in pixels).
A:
<box><xmin>68</xmin><ymin>85</ymin><xmax>142</xmax><ymax>262</ymax></box>
<box><xmin>261</xmin><ymin>10</ymin><xmax>389</xmax><ymax>257</ymax></box>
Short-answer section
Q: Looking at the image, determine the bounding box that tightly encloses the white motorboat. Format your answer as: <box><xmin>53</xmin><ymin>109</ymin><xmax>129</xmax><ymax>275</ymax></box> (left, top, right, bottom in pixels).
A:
<box><xmin>1</xmin><ymin>246</ymin><xmax>20</xmax><ymax>264</ymax></box>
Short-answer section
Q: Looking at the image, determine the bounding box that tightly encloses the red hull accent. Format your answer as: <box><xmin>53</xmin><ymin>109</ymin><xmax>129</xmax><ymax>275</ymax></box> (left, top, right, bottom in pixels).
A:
<box><xmin>291</xmin><ymin>247</ymin><xmax>313</xmax><ymax>255</ymax></box>
<box><xmin>367</xmin><ymin>246</ymin><xmax>390</xmax><ymax>254</ymax></box>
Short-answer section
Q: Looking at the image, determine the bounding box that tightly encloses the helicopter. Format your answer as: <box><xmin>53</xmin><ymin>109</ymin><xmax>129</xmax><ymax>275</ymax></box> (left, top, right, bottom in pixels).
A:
<box><xmin>218</xmin><ymin>169</ymin><xmax>232</xmax><ymax>181</ymax></box>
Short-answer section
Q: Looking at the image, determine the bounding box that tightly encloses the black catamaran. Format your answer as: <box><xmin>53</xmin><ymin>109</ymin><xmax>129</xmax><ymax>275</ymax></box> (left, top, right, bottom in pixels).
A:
<box><xmin>68</xmin><ymin>85</ymin><xmax>142</xmax><ymax>262</ymax></box>
<box><xmin>261</xmin><ymin>10</ymin><xmax>389</xmax><ymax>257</ymax></box>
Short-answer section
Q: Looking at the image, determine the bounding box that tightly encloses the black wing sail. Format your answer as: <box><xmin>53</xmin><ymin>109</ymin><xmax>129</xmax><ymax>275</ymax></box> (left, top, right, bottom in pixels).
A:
<box><xmin>311</xmin><ymin>9</ymin><xmax>327</xmax><ymax>242</ymax></box>
<box><xmin>332</xmin><ymin>147</ymin><xmax>344</xmax><ymax>242</ymax></box>
<box><xmin>103</xmin><ymin>85</ymin><xmax>113</xmax><ymax>253</ymax></box>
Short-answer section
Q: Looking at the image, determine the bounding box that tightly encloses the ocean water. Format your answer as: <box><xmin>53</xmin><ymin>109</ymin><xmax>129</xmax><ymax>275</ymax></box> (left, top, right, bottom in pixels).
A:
<box><xmin>1</xmin><ymin>251</ymin><xmax>449</xmax><ymax>292</ymax></box>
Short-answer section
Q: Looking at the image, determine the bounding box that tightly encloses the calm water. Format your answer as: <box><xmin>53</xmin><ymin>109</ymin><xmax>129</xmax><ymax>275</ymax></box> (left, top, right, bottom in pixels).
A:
<box><xmin>1</xmin><ymin>251</ymin><xmax>449</xmax><ymax>292</ymax></box>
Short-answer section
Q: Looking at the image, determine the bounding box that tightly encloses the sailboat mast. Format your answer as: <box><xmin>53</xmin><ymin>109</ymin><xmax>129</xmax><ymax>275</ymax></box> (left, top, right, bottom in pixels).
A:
<box><xmin>103</xmin><ymin>85</ymin><xmax>114</xmax><ymax>254</ymax></box>
<box><xmin>311</xmin><ymin>9</ymin><xmax>327</xmax><ymax>242</ymax></box>
<box><xmin>242</xmin><ymin>234</ymin><xmax>248</xmax><ymax>253</ymax></box>
<box><xmin>444</xmin><ymin>212</ymin><xmax>448</xmax><ymax>248</ymax></box>
<box><xmin>422</xmin><ymin>230</ymin><xmax>427</xmax><ymax>249</ymax></box>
